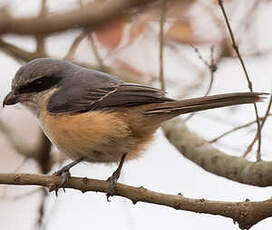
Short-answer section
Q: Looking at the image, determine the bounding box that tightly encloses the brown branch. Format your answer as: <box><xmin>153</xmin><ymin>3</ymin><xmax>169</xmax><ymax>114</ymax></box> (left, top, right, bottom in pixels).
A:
<box><xmin>0</xmin><ymin>39</ymin><xmax>41</xmax><ymax>63</ymax></box>
<box><xmin>162</xmin><ymin>118</ymin><xmax>272</xmax><ymax>187</ymax></box>
<box><xmin>0</xmin><ymin>0</ymin><xmax>159</xmax><ymax>36</ymax></box>
<box><xmin>217</xmin><ymin>0</ymin><xmax>262</xmax><ymax>161</ymax></box>
<box><xmin>0</xmin><ymin>173</ymin><xmax>272</xmax><ymax>229</ymax></box>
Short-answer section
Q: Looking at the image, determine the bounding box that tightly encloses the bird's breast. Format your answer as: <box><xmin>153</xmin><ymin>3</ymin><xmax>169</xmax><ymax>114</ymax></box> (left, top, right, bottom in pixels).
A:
<box><xmin>39</xmin><ymin>109</ymin><xmax>133</xmax><ymax>162</ymax></box>
<box><xmin>39</xmin><ymin>108</ymin><xmax>153</xmax><ymax>163</ymax></box>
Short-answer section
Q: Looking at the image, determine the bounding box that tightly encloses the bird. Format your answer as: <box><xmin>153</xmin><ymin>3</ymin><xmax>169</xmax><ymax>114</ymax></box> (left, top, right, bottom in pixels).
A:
<box><xmin>3</xmin><ymin>58</ymin><xmax>266</xmax><ymax>199</ymax></box>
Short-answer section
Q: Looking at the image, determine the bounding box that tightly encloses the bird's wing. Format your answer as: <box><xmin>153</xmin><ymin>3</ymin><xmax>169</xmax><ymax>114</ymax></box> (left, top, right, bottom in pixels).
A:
<box><xmin>47</xmin><ymin>82</ymin><xmax>173</xmax><ymax>114</ymax></box>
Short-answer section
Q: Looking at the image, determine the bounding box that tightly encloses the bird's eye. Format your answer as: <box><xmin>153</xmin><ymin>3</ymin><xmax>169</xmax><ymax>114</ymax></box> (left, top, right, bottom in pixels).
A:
<box><xmin>23</xmin><ymin>78</ymin><xmax>46</xmax><ymax>91</ymax></box>
<box><xmin>32</xmin><ymin>79</ymin><xmax>44</xmax><ymax>87</ymax></box>
<box><xmin>35</xmin><ymin>80</ymin><xmax>43</xmax><ymax>85</ymax></box>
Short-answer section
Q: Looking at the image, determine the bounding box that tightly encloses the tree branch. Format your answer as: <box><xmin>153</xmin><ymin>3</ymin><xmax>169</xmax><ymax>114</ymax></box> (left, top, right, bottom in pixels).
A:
<box><xmin>162</xmin><ymin>118</ymin><xmax>272</xmax><ymax>187</ymax></box>
<box><xmin>0</xmin><ymin>173</ymin><xmax>271</xmax><ymax>229</ymax></box>
<box><xmin>0</xmin><ymin>0</ymin><xmax>160</xmax><ymax>36</ymax></box>
<box><xmin>0</xmin><ymin>39</ymin><xmax>41</xmax><ymax>63</ymax></box>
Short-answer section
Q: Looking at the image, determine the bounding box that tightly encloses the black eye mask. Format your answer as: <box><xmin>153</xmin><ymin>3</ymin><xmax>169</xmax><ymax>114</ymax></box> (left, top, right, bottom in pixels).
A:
<box><xmin>17</xmin><ymin>76</ymin><xmax>61</xmax><ymax>94</ymax></box>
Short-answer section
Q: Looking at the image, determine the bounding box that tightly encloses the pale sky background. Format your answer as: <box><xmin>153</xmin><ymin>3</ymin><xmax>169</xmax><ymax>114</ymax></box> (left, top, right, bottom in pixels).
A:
<box><xmin>1</xmin><ymin>0</ymin><xmax>272</xmax><ymax>230</ymax></box>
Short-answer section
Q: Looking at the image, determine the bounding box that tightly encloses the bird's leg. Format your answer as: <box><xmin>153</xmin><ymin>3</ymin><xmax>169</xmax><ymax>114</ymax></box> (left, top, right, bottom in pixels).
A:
<box><xmin>106</xmin><ymin>153</ymin><xmax>127</xmax><ymax>201</ymax></box>
<box><xmin>53</xmin><ymin>157</ymin><xmax>86</xmax><ymax>195</ymax></box>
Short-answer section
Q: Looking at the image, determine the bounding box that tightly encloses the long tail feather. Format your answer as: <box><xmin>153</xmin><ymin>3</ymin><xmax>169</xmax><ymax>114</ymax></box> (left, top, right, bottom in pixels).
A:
<box><xmin>144</xmin><ymin>92</ymin><xmax>267</xmax><ymax>117</ymax></box>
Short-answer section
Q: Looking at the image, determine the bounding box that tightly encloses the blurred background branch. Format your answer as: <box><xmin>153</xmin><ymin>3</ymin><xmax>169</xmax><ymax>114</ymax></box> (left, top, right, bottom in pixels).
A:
<box><xmin>0</xmin><ymin>0</ymin><xmax>162</xmax><ymax>36</ymax></box>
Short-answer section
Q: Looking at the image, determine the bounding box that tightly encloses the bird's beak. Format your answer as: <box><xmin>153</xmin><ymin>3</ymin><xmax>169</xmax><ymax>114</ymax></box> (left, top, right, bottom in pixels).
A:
<box><xmin>3</xmin><ymin>91</ymin><xmax>19</xmax><ymax>108</ymax></box>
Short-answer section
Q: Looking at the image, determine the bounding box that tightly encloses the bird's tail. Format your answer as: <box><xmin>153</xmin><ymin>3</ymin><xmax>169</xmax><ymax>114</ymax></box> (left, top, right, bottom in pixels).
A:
<box><xmin>143</xmin><ymin>92</ymin><xmax>267</xmax><ymax>120</ymax></box>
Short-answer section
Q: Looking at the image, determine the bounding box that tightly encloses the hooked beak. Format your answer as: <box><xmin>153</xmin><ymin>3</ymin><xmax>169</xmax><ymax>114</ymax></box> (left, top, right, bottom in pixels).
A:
<box><xmin>3</xmin><ymin>91</ymin><xmax>19</xmax><ymax>108</ymax></box>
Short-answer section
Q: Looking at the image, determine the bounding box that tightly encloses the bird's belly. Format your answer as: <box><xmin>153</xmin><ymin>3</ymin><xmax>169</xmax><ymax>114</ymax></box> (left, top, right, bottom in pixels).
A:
<box><xmin>40</xmin><ymin>110</ymin><xmax>136</xmax><ymax>163</ymax></box>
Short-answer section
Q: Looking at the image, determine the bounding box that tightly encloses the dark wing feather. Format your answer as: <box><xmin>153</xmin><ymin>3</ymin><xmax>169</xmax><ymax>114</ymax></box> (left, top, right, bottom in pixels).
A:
<box><xmin>90</xmin><ymin>84</ymin><xmax>173</xmax><ymax>110</ymax></box>
<box><xmin>48</xmin><ymin>82</ymin><xmax>173</xmax><ymax>114</ymax></box>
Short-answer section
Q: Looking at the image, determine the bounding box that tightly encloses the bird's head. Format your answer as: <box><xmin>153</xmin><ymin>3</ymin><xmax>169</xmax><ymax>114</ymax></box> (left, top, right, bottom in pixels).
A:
<box><xmin>3</xmin><ymin>58</ymin><xmax>74</xmax><ymax>116</ymax></box>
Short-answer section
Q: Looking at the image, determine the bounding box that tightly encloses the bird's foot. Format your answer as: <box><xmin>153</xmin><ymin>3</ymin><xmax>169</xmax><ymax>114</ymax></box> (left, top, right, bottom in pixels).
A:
<box><xmin>51</xmin><ymin>157</ymin><xmax>85</xmax><ymax>196</ymax></box>
<box><xmin>106</xmin><ymin>168</ymin><xmax>121</xmax><ymax>201</ymax></box>
<box><xmin>53</xmin><ymin>166</ymin><xmax>72</xmax><ymax>196</ymax></box>
<box><xmin>106</xmin><ymin>153</ymin><xmax>127</xmax><ymax>201</ymax></box>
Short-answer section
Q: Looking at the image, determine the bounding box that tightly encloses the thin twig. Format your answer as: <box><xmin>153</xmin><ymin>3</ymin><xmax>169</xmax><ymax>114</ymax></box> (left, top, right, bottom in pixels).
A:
<box><xmin>184</xmin><ymin>45</ymin><xmax>217</xmax><ymax>122</ymax></box>
<box><xmin>159</xmin><ymin>0</ymin><xmax>167</xmax><ymax>92</ymax></box>
<box><xmin>243</xmin><ymin>92</ymin><xmax>272</xmax><ymax>158</ymax></box>
<box><xmin>209</xmin><ymin>114</ymin><xmax>272</xmax><ymax>143</ymax></box>
<box><xmin>217</xmin><ymin>0</ymin><xmax>262</xmax><ymax>161</ymax></box>
<box><xmin>190</xmin><ymin>44</ymin><xmax>210</xmax><ymax>67</ymax></box>
<box><xmin>208</xmin><ymin>46</ymin><xmax>217</xmax><ymax>89</ymax></box>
